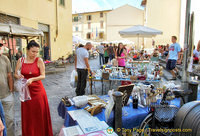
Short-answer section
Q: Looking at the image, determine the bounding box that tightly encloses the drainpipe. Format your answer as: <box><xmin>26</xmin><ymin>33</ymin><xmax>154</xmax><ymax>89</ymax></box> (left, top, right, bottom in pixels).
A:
<box><xmin>182</xmin><ymin>0</ymin><xmax>191</xmax><ymax>88</ymax></box>
<box><xmin>55</xmin><ymin>0</ymin><xmax>58</xmax><ymax>38</ymax></box>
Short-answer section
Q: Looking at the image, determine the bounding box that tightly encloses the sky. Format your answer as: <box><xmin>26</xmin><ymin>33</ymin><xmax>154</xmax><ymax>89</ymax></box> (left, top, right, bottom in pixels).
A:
<box><xmin>72</xmin><ymin>0</ymin><xmax>143</xmax><ymax>13</ymax></box>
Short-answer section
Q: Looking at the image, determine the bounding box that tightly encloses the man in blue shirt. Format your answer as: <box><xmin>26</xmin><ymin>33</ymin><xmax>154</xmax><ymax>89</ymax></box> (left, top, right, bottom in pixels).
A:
<box><xmin>0</xmin><ymin>101</ymin><xmax>6</xmax><ymax>136</ymax></box>
<box><xmin>166</xmin><ymin>36</ymin><xmax>181</xmax><ymax>80</ymax></box>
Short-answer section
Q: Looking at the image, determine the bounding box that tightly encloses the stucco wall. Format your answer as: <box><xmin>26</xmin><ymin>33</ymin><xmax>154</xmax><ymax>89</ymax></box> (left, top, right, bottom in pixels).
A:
<box><xmin>106</xmin><ymin>5</ymin><xmax>144</xmax><ymax>47</ymax></box>
<box><xmin>144</xmin><ymin>0</ymin><xmax>181</xmax><ymax>48</ymax></box>
<box><xmin>0</xmin><ymin>0</ymin><xmax>72</xmax><ymax>60</ymax></box>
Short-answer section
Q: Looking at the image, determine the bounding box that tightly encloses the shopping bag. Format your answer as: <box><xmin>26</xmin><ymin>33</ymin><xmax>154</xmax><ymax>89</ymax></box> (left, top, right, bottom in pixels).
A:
<box><xmin>19</xmin><ymin>79</ymin><xmax>31</xmax><ymax>102</ymax></box>
<box><xmin>14</xmin><ymin>78</ymin><xmax>23</xmax><ymax>92</ymax></box>
<box><xmin>70</xmin><ymin>70</ymin><xmax>78</xmax><ymax>88</ymax></box>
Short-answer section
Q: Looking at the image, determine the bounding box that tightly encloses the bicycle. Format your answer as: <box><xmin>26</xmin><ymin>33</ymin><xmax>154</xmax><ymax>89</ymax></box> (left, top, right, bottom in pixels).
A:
<box><xmin>139</xmin><ymin>89</ymin><xmax>192</xmax><ymax>136</ymax></box>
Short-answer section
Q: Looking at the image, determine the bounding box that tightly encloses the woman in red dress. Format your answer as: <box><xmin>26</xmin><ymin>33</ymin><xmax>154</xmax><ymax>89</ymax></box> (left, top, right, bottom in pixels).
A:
<box><xmin>14</xmin><ymin>40</ymin><xmax>53</xmax><ymax>136</ymax></box>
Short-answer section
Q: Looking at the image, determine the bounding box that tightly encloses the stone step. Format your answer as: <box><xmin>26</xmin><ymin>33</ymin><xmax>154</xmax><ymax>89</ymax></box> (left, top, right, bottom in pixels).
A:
<box><xmin>159</xmin><ymin>58</ymin><xmax>200</xmax><ymax>80</ymax></box>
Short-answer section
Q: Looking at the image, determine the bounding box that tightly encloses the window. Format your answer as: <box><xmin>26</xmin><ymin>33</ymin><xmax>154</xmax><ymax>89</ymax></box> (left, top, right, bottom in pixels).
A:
<box><xmin>73</xmin><ymin>17</ymin><xmax>78</xmax><ymax>22</ymax></box>
<box><xmin>100</xmin><ymin>21</ymin><xmax>104</xmax><ymax>29</ymax></box>
<box><xmin>87</xmin><ymin>33</ymin><xmax>91</xmax><ymax>39</ymax></box>
<box><xmin>88</xmin><ymin>22</ymin><xmax>91</xmax><ymax>29</ymax></box>
<box><xmin>87</xmin><ymin>15</ymin><xmax>92</xmax><ymax>21</ymax></box>
<box><xmin>100</xmin><ymin>12</ymin><xmax>103</xmax><ymax>18</ymax></box>
<box><xmin>99</xmin><ymin>32</ymin><xmax>104</xmax><ymax>39</ymax></box>
<box><xmin>59</xmin><ymin>0</ymin><xmax>65</xmax><ymax>6</ymax></box>
<box><xmin>75</xmin><ymin>27</ymin><xmax>79</xmax><ymax>32</ymax></box>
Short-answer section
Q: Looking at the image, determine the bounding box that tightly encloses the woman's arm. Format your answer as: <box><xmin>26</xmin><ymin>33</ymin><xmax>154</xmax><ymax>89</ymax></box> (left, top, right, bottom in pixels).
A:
<box><xmin>124</xmin><ymin>50</ymin><xmax>127</xmax><ymax>58</ymax></box>
<box><xmin>0</xmin><ymin>118</ymin><xmax>4</xmax><ymax>136</ymax></box>
<box><xmin>14</xmin><ymin>58</ymin><xmax>24</xmax><ymax>79</ymax></box>
<box><xmin>26</xmin><ymin>58</ymin><xmax>45</xmax><ymax>86</ymax></box>
<box><xmin>115</xmin><ymin>49</ymin><xmax>118</xmax><ymax>58</ymax></box>
<box><xmin>119</xmin><ymin>50</ymin><xmax>127</xmax><ymax>59</ymax></box>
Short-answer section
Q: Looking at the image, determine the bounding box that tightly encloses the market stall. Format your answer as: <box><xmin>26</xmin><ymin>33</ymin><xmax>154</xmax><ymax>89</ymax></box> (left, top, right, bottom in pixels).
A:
<box><xmin>0</xmin><ymin>22</ymin><xmax>44</xmax><ymax>70</ymax></box>
<box><xmin>58</xmin><ymin>81</ymin><xmax>188</xmax><ymax>136</ymax></box>
<box><xmin>85</xmin><ymin>60</ymin><xmax>163</xmax><ymax>95</ymax></box>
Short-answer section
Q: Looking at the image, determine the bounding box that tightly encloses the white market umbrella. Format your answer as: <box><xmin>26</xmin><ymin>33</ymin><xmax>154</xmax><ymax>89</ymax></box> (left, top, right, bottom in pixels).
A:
<box><xmin>111</xmin><ymin>40</ymin><xmax>134</xmax><ymax>45</ymax></box>
<box><xmin>73</xmin><ymin>35</ymin><xmax>87</xmax><ymax>44</ymax></box>
<box><xmin>119</xmin><ymin>25</ymin><xmax>163</xmax><ymax>49</ymax></box>
<box><xmin>118</xmin><ymin>39</ymin><xmax>134</xmax><ymax>45</ymax></box>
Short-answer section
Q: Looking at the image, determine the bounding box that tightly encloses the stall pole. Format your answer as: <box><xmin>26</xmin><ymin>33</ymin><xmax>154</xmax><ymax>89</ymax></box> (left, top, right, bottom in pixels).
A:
<box><xmin>11</xmin><ymin>36</ymin><xmax>16</xmax><ymax>71</ymax></box>
<box><xmin>7</xmin><ymin>36</ymin><xmax>12</xmax><ymax>67</ymax></box>
<box><xmin>137</xmin><ymin>34</ymin><xmax>139</xmax><ymax>50</ymax></box>
<box><xmin>26</xmin><ymin>37</ymin><xmax>29</xmax><ymax>45</ymax></box>
<box><xmin>90</xmin><ymin>77</ymin><xmax>93</xmax><ymax>95</ymax></box>
<box><xmin>109</xmin><ymin>80</ymin><xmax>111</xmax><ymax>90</ymax></box>
<box><xmin>101</xmin><ymin>78</ymin><xmax>104</xmax><ymax>95</ymax></box>
<box><xmin>182</xmin><ymin>0</ymin><xmax>191</xmax><ymax>88</ymax></box>
<box><xmin>11</xmin><ymin>36</ymin><xmax>15</xmax><ymax>57</ymax></box>
<box><xmin>113</xmin><ymin>91</ymin><xmax>123</xmax><ymax>136</ymax></box>
<box><xmin>188</xmin><ymin>81</ymin><xmax>198</xmax><ymax>102</ymax></box>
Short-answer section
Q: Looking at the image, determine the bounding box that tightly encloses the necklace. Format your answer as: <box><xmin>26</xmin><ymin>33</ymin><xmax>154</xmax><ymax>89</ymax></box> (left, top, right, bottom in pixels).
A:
<box><xmin>29</xmin><ymin>60</ymin><xmax>34</xmax><ymax>74</ymax></box>
<box><xmin>25</xmin><ymin>58</ymin><xmax>35</xmax><ymax>74</ymax></box>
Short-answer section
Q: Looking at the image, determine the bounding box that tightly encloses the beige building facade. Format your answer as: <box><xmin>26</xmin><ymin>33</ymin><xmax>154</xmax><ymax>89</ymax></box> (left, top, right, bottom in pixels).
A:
<box><xmin>142</xmin><ymin>0</ymin><xmax>182</xmax><ymax>48</ymax></box>
<box><xmin>0</xmin><ymin>0</ymin><xmax>72</xmax><ymax>60</ymax></box>
<box><xmin>72</xmin><ymin>10</ymin><xmax>111</xmax><ymax>42</ymax></box>
<box><xmin>106</xmin><ymin>4</ymin><xmax>144</xmax><ymax>47</ymax></box>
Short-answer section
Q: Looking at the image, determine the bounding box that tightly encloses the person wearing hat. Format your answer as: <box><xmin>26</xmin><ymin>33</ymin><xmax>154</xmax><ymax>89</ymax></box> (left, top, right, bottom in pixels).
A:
<box><xmin>0</xmin><ymin>43</ymin><xmax>14</xmax><ymax>136</ymax></box>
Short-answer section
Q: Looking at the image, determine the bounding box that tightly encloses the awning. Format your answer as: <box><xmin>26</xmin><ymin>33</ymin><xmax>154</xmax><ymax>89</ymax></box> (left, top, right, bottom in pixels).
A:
<box><xmin>0</xmin><ymin>23</ymin><xmax>44</xmax><ymax>37</ymax></box>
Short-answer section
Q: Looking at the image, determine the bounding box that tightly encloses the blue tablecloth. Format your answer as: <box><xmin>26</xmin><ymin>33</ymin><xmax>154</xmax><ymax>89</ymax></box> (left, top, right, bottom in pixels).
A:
<box><xmin>0</xmin><ymin>101</ymin><xmax>7</xmax><ymax>136</ymax></box>
<box><xmin>60</xmin><ymin>95</ymin><xmax>181</xmax><ymax>129</ymax></box>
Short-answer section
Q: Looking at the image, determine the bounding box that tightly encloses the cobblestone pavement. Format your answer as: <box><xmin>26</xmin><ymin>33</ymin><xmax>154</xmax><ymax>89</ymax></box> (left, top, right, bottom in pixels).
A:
<box><xmin>14</xmin><ymin>58</ymin><xmax>101</xmax><ymax>136</ymax></box>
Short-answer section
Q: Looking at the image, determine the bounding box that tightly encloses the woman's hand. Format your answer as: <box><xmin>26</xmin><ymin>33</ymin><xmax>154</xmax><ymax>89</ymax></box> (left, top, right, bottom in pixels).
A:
<box><xmin>26</xmin><ymin>78</ymin><xmax>33</xmax><ymax>86</ymax></box>
<box><xmin>17</xmin><ymin>74</ymin><xmax>24</xmax><ymax>79</ymax></box>
<box><xmin>0</xmin><ymin>118</ymin><xmax>4</xmax><ymax>136</ymax></box>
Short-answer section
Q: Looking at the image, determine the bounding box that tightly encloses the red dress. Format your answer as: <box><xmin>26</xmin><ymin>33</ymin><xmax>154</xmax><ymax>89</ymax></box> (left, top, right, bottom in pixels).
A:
<box><xmin>21</xmin><ymin>58</ymin><xmax>53</xmax><ymax>136</ymax></box>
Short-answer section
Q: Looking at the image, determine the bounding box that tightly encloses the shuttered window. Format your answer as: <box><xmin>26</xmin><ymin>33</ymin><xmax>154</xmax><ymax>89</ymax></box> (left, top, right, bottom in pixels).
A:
<box><xmin>0</xmin><ymin>13</ymin><xmax>20</xmax><ymax>24</ymax></box>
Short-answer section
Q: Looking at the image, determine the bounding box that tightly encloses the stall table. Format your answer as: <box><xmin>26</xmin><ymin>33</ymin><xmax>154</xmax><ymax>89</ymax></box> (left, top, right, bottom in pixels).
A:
<box><xmin>62</xmin><ymin>95</ymin><xmax>181</xmax><ymax>129</ymax></box>
<box><xmin>87</xmin><ymin>77</ymin><xmax>160</xmax><ymax>95</ymax></box>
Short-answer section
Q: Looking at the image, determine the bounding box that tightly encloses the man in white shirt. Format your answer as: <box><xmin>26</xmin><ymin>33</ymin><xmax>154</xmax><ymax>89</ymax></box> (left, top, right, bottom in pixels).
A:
<box><xmin>97</xmin><ymin>43</ymin><xmax>105</xmax><ymax>65</ymax></box>
<box><xmin>75</xmin><ymin>42</ymin><xmax>92</xmax><ymax>96</ymax></box>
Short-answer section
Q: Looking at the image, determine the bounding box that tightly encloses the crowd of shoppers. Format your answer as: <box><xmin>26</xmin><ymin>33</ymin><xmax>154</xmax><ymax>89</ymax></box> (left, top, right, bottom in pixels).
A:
<box><xmin>96</xmin><ymin>42</ymin><xmax>126</xmax><ymax>66</ymax></box>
